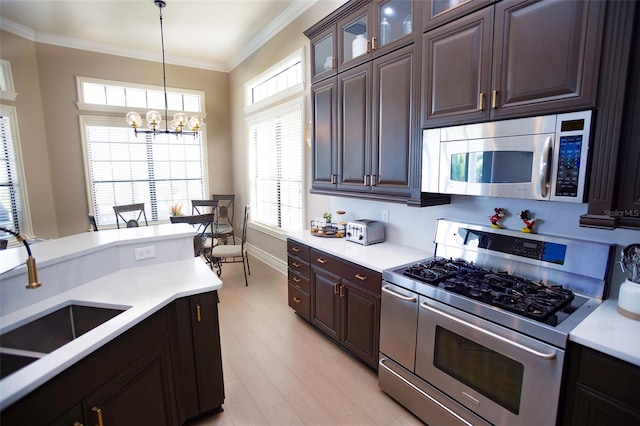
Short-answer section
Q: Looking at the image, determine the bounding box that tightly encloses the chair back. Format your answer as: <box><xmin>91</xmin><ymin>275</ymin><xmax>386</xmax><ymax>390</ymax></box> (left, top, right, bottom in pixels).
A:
<box><xmin>240</xmin><ymin>205</ymin><xmax>250</xmax><ymax>249</ymax></box>
<box><xmin>113</xmin><ymin>203</ymin><xmax>148</xmax><ymax>228</ymax></box>
<box><xmin>88</xmin><ymin>214</ymin><xmax>98</xmax><ymax>231</ymax></box>
<box><xmin>211</xmin><ymin>194</ymin><xmax>235</xmax><ymax>230</ymax></box>
<box><xmin>191</xmin><ymin>199</ymin><xmax>218</xmax><ymax>215</ymax></box>
<box><xmin>170</xmin><ymin>213</ymin><xmax>214</xmax><ymax>256</ymax></box>
<box><xmin>0</xmin><ymin>239</ymin><xmax>7</xmax><ymax>250</ymax></box>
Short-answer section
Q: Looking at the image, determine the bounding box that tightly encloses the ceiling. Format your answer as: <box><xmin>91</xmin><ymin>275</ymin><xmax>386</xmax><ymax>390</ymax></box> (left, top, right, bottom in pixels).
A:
<box><xmin>0</xmin><ymin>0</ymin><xmax>320</xmax><ymax>72</ymax></box>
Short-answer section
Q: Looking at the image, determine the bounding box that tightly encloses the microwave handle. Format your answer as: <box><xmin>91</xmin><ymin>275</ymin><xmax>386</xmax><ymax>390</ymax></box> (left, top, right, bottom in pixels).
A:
<box><xmin>540</xmin><ymin>136</ymin><xmax>552</xmax><ymax>198</ymax></box>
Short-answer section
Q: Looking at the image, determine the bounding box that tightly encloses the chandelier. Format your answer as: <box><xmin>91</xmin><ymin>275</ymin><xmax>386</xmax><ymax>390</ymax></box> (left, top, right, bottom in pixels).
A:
<box><xmin>125</xmin><ymin>0</ymin><xmax>203</xmax><ymax>136</ymax></box>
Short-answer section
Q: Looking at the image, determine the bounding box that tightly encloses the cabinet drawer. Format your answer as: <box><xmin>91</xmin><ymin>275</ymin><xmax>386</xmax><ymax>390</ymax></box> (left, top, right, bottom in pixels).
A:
<box><xmin>288</xmin><ymin>270</ymin><xmax>310</xmax><ymax>293</ymax></box>
<box><xmin>288</xmin><ymin>255</ymin><xmax>310</xmax><ymax>279</ymax></box>
<box><xmin>288</xmin><ymin>284</ymin><xmax>310</xmax><ymax>320</ymax></box>
<box><xmin>311</xmin><ymin>249</ymin><xmax>382</xmax><ymax>294</ymax></box>
<box><xmin>287</xmin><ymin>239</ymin><xmax>310</xmax><ymax>262</ymax></box>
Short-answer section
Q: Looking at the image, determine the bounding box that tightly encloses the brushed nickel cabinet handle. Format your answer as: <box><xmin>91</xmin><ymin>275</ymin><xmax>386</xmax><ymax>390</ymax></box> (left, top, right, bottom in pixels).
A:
<box><xmin>355</xmin><ymin>273</ymin><xmax>368</xmax><ymax>281</ymax></box>
<box><xmin>331</xmin><ymin>57</ymin><xmax>336</xmax><ymax>69</ymax></box>
<box><xmin>478</xmin><ymin>92</ymin><xmax>485</xmax><ymax>111</ymax></box>
<box><xmin>334</xmin><ymin>283</ymin><xmax>339</xmax><ymax>294</ymax></box>
<box><xmin>366</xmin><ymin>39</ymin><xmax>371</xmax><ymax>53</ymax></box>
<box><xmin>92</xmin><ymin>407</ymin><xmax>104</xmax><ymax>426</ymax></box>
<box><xmin>370</xmin><ymin>174</ymin><xmax>377</xmax><ymax>186</ymax></box>
<box><xmin>316</xmin><ymin>258</ymin><xmax>327</xmax><ymax>264</ymax></box>
<box><xmin>363</xmin><ymin>175</ymin><xmax>368</xmax><ymax>186</ymax></box>
<box><xmin>340</xmin><ymin>285</ymin><xmax>345</xmax><ymax>298</ymax></box>
<box><xmin>292</xmin><ymin>247</ymin><xmax>301</xmax><ymax>252</ymax></box>
<box><xmin>371</xmin><ymin>37</ymin><xmax>377</xmax><ymax>50</ymax></box>
<box><xmin>293</xmin><ymin>262</ymin><xmax>301</xmax><ymax>268</ymax></box>
<box><xmin>293</xmin><ymin>276</ymin><xmax>301</xmax><ymax>283</ymax></box>
<box><xmin>196</xmin><ymin>304</ymin><xmax>202</xmax><ymax>322</ymax></box>
<box><xmin>492</xmin><ymin>90</ymin><xmax>498</xmax><ymax>109</ymax></box>
<box><xmin>331</xmin><ymin>173</ymin><xmax>337</xmax><ymax>184</ymax></box>
<box><xmin>292</xmin><ymin>296</ymin><xmax>302</xmax><ymax>303</ymax></box>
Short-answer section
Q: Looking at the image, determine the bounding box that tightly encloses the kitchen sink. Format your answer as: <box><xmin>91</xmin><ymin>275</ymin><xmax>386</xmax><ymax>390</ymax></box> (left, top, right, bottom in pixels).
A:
<box><xmin>0</xmin><ymin>304</ymin><xmax>127</xmax><ymax>379</ymax></box>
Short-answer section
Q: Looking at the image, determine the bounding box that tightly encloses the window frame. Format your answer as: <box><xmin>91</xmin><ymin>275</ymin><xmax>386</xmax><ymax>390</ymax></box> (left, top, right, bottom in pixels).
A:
<box><xmin>244</xmin><ymin>48</ymin><xmax>307</xmax><ymax>239</ymax></box>
<box><xmin>0</xmin><ymin>104</ymin><xmax>33</xmax><ymax>238</ymax></box>
<box><xmin>0</xmin><ymin>59</ymin><xmax>17</xmax><ymax>102</ymax></box>
<box><xmin>79</xmin><ymin>115</ymin><xmax>209</xmax><ymax>229</ymax></box>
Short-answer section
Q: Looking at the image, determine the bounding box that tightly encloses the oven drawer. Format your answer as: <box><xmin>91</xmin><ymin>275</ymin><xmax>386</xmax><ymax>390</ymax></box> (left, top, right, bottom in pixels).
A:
<box><xmin>288</xmin><ymin>284</ymin><xmax>310</xmax><ymax>321</ymax></box>
<box><xmin>378</xmin><ymin>356</ymin><xmax>491</xmax><ymax>426</ymax></box>
<box><xmin>380</xmin><ymin>283</ymin><xmax>419</xmax><ymax>371</ymax></box>
<box><xmin>310</xmin><ymin>249</ymin><xmax>381</xmax><ymax>294</ymax></box>
<box><xmin>287</xmin><ymin>239</ymin><xmax>310</xmax><ymax>262</ymax></box>
<box><xmin>288</xmin><ymin>255</ymin><xmax>310</xmax><ymax>279</ymax></box>
<box><xmin>288</xmin><ymin>270</ymin><xmax>310</xmax><ymax>293</ymax></box>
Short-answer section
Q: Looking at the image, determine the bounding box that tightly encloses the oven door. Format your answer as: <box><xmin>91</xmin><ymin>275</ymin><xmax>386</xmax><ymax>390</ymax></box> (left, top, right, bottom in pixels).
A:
<box><xmin>415</xmin><ymin>297</ymin><xmax>564</xmax><ymax>426</ymax></box>
<box><xmin>439</xmin><ymin>134</ymin><xmax>553</xmax><ymax>200</ymax></box>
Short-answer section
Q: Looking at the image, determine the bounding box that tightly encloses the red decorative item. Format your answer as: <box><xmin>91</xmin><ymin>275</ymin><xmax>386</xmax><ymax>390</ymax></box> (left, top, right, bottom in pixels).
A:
<box><xmin>489</xmin><ymin>207</ymin><xmax>507</xmax><ymax>228</ymax></box>
<box><xmin>518</xmin><ymin>210</ymin><xmax>536</xmax><ymax>233</ymax></box>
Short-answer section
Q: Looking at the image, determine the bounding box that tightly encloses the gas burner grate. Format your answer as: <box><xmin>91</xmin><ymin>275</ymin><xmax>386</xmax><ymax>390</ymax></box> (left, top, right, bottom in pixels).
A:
<box><xmin>402</xmin><ymin>257</ymin><xmax>574</xmax><ymax>321</ymax></box>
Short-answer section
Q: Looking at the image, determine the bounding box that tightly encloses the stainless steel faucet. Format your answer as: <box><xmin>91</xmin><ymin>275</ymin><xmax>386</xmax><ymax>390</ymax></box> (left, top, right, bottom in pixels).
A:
<box><xmin>0</xmin><ymin>227</ymin><xmax>42</xmax><ymax>289</ymax></box>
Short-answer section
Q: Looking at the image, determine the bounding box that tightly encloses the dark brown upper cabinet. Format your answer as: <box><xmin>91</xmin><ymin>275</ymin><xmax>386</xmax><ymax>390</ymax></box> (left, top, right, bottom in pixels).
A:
<box><xmin>308</xmin><ymin>0</ymin><xmax>417</xmax><ymax>83</ymax></box>
<box><xmin>423</xmin><ymin>0</ymin><xmax>494</xmax><ymax>32</ymax></box>
<box><xmin>311</xmin><ymin>77</ymin><xmax>338</xmax><ymax>190</ymax></box>
<box><xmin>421</xmin><ymin>0</ymin><xmax>605</xmax><ymax>128</ymax></box>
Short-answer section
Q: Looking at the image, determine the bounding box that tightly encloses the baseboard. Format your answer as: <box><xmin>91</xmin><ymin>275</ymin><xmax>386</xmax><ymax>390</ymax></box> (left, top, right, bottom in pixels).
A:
<box><xmin>246</xmin><ymin>243</ymin><xmax>287</xmax><ymax>276</ymax></box>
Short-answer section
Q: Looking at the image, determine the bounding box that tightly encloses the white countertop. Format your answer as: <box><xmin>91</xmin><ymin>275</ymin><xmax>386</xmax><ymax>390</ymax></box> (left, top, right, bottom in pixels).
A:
<box><xmin>569</xmin><ymin>299</ymin><xmax>640</xmax><ymax>367</ymax></box>
<box><xmin>0</xmin><ymin>257</ymin><xmax>221</xmax><ymax>410</ymax></box>
<box><xmin>287</xmin><ymin>230</ymin><xmax>432</xmax><ymax>272</ymax></box>
<box><xmin>0</xmin><ymin>224</ymin><xmax>195</xmax><ymax>276</ymax></box>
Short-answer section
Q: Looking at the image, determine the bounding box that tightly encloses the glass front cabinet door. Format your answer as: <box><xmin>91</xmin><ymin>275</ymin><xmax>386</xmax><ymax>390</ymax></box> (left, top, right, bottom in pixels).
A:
<box><xmin>338</xmin><ymin>9</ymin><xmax>371</xmax><ymax>70</ymax></box>
<box><xmin>311</xmin><ymin>27</ymin><xmax>337</xmax><ymax>83</ymax></box>
<box><xmin>374</xmin><ymin>0</ymin><xmax>415</xmax><ymax>53</ymax></box>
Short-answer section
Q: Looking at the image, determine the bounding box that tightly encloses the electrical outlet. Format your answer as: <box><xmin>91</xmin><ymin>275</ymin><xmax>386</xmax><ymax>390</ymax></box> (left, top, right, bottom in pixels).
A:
<box><xmin>134</xmin><ymin>246</ymin><xmax>156</xmax><ymax>261</ymax></box>
<box><xmin>381</xmin><ymin>210</ymin><xmax>389</xmax><ymax>223</ymax></box>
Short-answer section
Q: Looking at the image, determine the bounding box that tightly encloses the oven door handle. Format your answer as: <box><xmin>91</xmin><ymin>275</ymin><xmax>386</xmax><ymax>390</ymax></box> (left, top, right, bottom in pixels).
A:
<box><xmin>420</xmin><ymin>302</ymin><xmax>557</xmax><ymax>360</ymax></box>
<box><xmin>382</xmin><ymin>285</ymin><xmax>418</xmax><ymax>302</ymax></box>
<box><xmin>379</xmin><ymin>358</ymin><xmax>474</xmax><ymax>426</ymax></box>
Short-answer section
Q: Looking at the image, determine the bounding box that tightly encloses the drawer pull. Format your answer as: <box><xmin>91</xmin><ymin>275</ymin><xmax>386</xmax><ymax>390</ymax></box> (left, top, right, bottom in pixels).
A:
<box><xmin>292</xmin><ymin>247</ymin><xmax>301</xmax><ymax>252</ymax></box>
<box><xmin>196</xmin><ymin>304</ymin><xmax>202</xmax><ymax>322</ymax></box>
<box><xmin>492</xmin><ymin>90</ymin><xmax>498</xmax><ymax>109</ymax></box>
<box><xmin>354</xmin><ymin>273</ymin><xmax>368</xmax><ymax>281</ymax></box>
<box><xmin>340</xmin><ymin>285</ymin><xmax>345</xmax><ymax>298</ymax></box>
<box><xmin>92</xmin><ymin>407</ymin><xmax>104</xmax><ymax>426</ymax></box>
<box><xmin>292</xmin><ymin>296</ymin><xmax>302</xmax><ymax>303</ymax></box>
<box><xmin>316</xmin><ymin>258</ymin><xmax>327</xmax><ymax>264</ymax></box>
<box><xmin>478</xmin><ymin>92</ymin><xmax>485</xmax><ymax>111</ymax></box>
<box><xmin>293</xmin><ymin>276</ymin><xmax>301</xmax><ymax>283</ymax></box>
<box><xmin>292</xmin><ymin>262</ymin><xmax>301</xmax><ymax>268</ymax></box>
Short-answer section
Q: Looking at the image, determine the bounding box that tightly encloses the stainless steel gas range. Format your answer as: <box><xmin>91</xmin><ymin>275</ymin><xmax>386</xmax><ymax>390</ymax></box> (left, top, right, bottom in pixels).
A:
<box><xmin>378</xmin><ymin>219</ymin><xmax>614</xmax><ymax>426</ymax></box>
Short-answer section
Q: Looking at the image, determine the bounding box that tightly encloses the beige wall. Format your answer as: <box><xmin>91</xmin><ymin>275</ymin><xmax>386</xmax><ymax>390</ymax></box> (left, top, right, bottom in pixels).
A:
<box><xmin>1</xmin><ymin>30</ymin><xmax>231</xmax><ymax>238</ymax></box>
<box><xmin>229</xmin><ymin>1</ymin><xmax>343</xmax><ymax>260</ymax></box>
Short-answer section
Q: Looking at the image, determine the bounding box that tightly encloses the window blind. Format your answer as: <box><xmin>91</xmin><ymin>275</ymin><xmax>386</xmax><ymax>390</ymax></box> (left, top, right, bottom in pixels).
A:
<box><xmin>0</xmin><ymin>113</ymin><xmax>22</xmax><ymax>234</ymax></box>
<box><xmin>85</xmin><ymin>123</ymin><xmax>204</xmax><ymax>227</ymax></box>
<box><xmin>248</xmin><ymin>102</ymin><xmax>303</xmax><ymax>232</ymax></box>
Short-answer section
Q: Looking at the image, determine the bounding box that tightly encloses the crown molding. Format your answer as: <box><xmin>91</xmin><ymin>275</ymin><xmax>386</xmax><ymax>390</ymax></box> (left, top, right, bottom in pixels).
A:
<box><xmin>227</xmin><ymin>0</ymin><xmax>319</xmax><ymax>71</ymax></box>
<box><xmin>0</xmin><ymin>0</ymin><xmax>320</xmax><ymax>73</ymax></box>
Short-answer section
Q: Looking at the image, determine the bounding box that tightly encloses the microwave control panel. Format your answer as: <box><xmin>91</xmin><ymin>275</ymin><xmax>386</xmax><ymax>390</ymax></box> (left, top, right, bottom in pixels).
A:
<box><xmin>555</xmin><ymin>135</ymin><xmax>583</xmax><ymax>197</ymax></box>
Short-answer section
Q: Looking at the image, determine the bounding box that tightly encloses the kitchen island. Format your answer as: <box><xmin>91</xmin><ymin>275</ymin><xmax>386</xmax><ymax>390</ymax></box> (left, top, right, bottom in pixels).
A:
<box><xmin>0</xmin><ymin>225</ymin><xmax>224</xmax><ymax>424</ymax></box>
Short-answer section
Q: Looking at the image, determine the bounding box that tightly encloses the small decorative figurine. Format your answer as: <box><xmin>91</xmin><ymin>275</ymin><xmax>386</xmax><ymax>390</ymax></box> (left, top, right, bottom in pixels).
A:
<box><xmin>518</xmin><ymin>210</ymin><xmax>536</xmax><ymax>233</ymax></box>
<box><xmin>489</xmin><ymin>207</ymin><xmax>507</xmax><ymax>228</ymax></box>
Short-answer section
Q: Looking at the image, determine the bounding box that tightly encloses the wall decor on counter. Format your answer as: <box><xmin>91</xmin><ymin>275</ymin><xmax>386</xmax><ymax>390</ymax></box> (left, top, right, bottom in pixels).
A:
<box><xmin>489</xmin><ymin>207</ymin><xmax>507</xmax><ymax>228</ymax></box>
<box><xmin>518</xmin><ymin>210</ymin><xmax>537</xmax><ymax>233</ymax></box>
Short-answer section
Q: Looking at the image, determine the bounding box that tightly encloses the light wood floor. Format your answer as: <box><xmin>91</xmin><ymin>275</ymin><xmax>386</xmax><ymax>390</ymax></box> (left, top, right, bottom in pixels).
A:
<box><xmin>194</xmin><ymin>256</ymin><xmax>424</xmax><ymax>426</ymax></box>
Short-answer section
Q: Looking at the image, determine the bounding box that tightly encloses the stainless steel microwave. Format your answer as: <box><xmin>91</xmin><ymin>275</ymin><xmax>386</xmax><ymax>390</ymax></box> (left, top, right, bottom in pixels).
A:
<box><xmin>422</xmin><ymin>111</ymin><xmax>592</xmax><ymax>202</ymax></box>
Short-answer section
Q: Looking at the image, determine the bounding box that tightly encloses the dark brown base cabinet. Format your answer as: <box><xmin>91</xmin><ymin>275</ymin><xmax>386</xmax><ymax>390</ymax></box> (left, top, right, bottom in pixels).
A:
<box><xmin>1</xmin><ymin>291</ymin><xmax>224</xmax><ymax>426</ymax></box>
<box><xmin>561</xmin><ymin>343</ymin><xmax>640</xmax><ymax>426</ymax></box>
<box><xmin>287</xmin><ymin>239</ymin><xmax>381</xmax><ymax>369</ymax></box>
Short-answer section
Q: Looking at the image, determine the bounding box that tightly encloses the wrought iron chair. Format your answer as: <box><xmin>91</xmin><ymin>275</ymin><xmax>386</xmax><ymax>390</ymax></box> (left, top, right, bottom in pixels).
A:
<box><xmin>210</xmin><ymin>205</ymin><xmax>250</xmax><ymax>285</ymax></box>
<box><xmin>113</xmin><ymin>203</ymin><xmax>149</xmax><ymax>228</ymax></box>
<box><xmin>211</xmin><ymin>194</ymin><xmax>235</xmax><ymax>244</ymax></box>
<box><xmin>88</xmin><ymin>214</ymin><xmax>98</xmax><ymax>231</ymax></box>
<box><xmin>169</xmin><ymin>213</ymin><xmax>215</xmax><ymax>269</ymax></box>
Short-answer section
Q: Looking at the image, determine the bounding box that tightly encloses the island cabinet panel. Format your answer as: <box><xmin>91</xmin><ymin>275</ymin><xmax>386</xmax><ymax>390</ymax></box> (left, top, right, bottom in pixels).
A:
<box><xmin>1</xmin><ymin>292</ymin><xmax>225</xmax><ymax>426</ymax></box>
<box><xmin>171</xmin><ymin>291</ymin><xmax>225</xmax><ymax>424</ymax></box>
<box><xmin>82</xmin><ymin>338</ymin><xmax>178</xmax><ymax>426</ymax></box>
<box><xmin>561</xmin><ymin>343</ymin><xmax>640</xmax><ymax>425</ymax></box>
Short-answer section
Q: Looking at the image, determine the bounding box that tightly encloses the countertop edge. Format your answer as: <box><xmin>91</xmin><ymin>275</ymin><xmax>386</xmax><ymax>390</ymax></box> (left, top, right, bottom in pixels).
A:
<box><xmin>0</xmin><ymin>257</ymin><xmax>221</xmax><ymax>410</ymax></box>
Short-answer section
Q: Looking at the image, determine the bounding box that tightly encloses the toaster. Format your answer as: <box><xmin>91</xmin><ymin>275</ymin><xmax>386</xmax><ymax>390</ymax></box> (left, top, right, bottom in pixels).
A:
<box><xmin>345</xmin><ymin>219</ymin><xmax>385</xmax><ymax>245</ymax></box>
